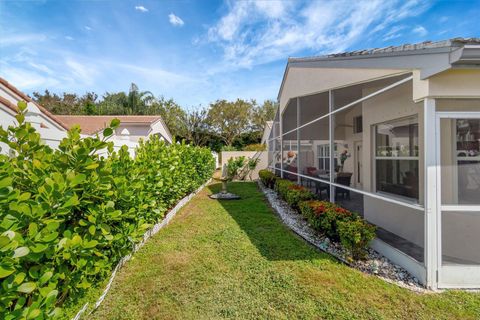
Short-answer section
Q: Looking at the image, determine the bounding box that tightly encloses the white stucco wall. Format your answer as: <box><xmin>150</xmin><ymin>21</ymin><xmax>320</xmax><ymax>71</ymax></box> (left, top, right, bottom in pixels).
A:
<box><xmin>413</xmin><ymin>69</ymin><xmax>480</xmax><ymax>101</ymax></box>
<box><xmin>361</xmin><ymin>82</ymin><xmax>425</xmax><ymax>248</ymax></box>
<box><xmin>150</xmin><ymin>119</ymin><xmax>173</xmax><ymax>144</ymax></box>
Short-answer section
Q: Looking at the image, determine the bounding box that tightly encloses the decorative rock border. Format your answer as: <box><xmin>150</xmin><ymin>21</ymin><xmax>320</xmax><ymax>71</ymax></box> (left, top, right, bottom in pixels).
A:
<box><xmin>257</xmin><ymin>181</ymin><xmax>428</xmax><ymax>293</ymax></box>
<box><xmin>73</xmin><ymin>179</ymin><xmax>212</xmax><ymax>320</ymax></box>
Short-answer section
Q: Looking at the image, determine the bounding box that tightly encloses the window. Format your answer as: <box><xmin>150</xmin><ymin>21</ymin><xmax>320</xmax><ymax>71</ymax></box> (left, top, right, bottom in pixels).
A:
<box><xmin>353</xmin><ymin>116</ymin><xmax>363</xmax><ymax>133</ymax></box>
<box><xmin>282</xmin><ymin>140</ymin><xmax>297</xmax><ymax>151</ymax></box>
<box><xmin>317</xmin><ymin>144</ymin><xmax>338</xmax><ymax>171</ymax></box>
<box><xmin>317</xmin><ymin>144</ymin><xmax>330</xmax><ymax>171</ymax></box>
<box><xmin>375</xmin><ymin>117</ymin><xmax>419</xmax><ymax>201</ymax></box>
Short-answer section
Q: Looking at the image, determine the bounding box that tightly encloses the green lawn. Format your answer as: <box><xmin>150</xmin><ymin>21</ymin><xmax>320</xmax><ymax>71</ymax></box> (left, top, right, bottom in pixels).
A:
<box><xmin>89</xmin><ymin>182</ymin><xmax>480</xmax><ymax>319</ymax></box>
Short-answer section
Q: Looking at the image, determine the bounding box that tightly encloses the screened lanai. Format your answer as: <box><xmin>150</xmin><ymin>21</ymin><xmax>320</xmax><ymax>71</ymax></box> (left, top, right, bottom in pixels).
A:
<box><xmin>268</xmin><ymin>73</ymin><xmax>427</xmax><ymax>263</ymax></box>
<box><xmin>268</xmin><ymin>40</ymin><xmax>480</xmax><ymax>288</ymax></box>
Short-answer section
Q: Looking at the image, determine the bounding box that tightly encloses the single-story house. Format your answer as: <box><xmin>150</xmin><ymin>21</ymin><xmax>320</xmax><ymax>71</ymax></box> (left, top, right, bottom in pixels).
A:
<box><xmin>0</xmin><ymin>77</ymin><xmax>170</xmax><ymax>156</ymax></box>
<box><xmin>56</xmin><ymin>115</ymin><xmax>173</xmax><ymax>144</ymax></box>
<box><xmin>0</xmin><ymin>77</ymin><xmax>68</xmax><ymax>135</ymax></box>
<box><xmin>0</xmin><ymin>77</ymin><xmax>71</xmax><ymax>153</ymax></box>
<box><xmin>267</xmin><ymin>38</ymin><xmax>480</xmax><ymax>289</ymax></box>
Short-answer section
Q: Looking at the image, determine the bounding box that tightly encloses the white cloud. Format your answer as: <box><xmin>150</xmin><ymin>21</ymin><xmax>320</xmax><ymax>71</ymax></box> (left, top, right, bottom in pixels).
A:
<box><xmin>207</xmin><ymin>0</ymin><xmax>431</xmax><ymax>70</ymax></box>
<box><xmin>65</xmin><ymin>58</ymin><xmax>98</xmax><ymax>85</ymax></box>
<box><xmin>168</xmin><ymin>13</ymin><xmax>184</xmax><ymax>26</ymax></box>
<box><xmin>413</xmin><ymin>25</ymin><xmax>428</xmax><ymax>37</ymax></box>
<box><xmin>135</xmin><ymin>5</ymin><xmax>148</xmax><ymax>13</ymax></box>
<box><xmin>0</xmin><ymin>33</ymin><xmax>47</xmax><ymax>47</ymax></box>
<box><xmin>0</xmin><ymin>63</ymin><xmax>61</xmax><ymax>89</ymax></box>
<box><xmin>27</xmin><ymin>62</ymin><xmax>54</xmax><ymax>75</ymax></box>
<box><xmin>383</xmin><ymin>25</ymin><xmax>406</xmax><ymax>41</ymax></box>
<box><xmin>65</xmin><ymin>36</ymin><xmax>75</xmax><ymax>41</ymax></box>
<box><xmin>114</xmin><ymin>62</ymin><xmax>197</xmax><ymax>87</ymax></box>
<box><xmin>84</xmin><ymin>26</ymin><xmax>92</xmax><ymax>31</ymax></box>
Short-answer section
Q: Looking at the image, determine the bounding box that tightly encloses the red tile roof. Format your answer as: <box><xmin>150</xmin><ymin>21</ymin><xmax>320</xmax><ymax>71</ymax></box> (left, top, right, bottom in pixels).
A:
<box><xmin>56</xmin><ymin>115</ymin><xmax>162</xmax><ymax>135</ymax></box>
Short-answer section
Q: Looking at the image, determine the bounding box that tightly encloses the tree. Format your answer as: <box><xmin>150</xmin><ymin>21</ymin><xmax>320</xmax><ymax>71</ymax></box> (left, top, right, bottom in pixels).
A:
<box><xmin>126</xmin><ymin>83</ymin><xmax>155</xmax><ymax>114</ymax></box>
<box><xmin>33</xmin><ymin>90</ymin><xmax>99</xmax><ymax>115</ymax></box>
<box><xmin>97</xmin><ymin>92</ymin><xmax>128</xmax><ymax>114</ymax></box>
<box><xmin>147</xmin><ymin>97</ymin><xmax>187</xmax><ymax>138</ymax></box>
<box><xmin>207</xmin><ymin>99</ymin><xmax>254</xmax><ymax>146</ymax></box>
<box><xmin>251</xmin><ymin>99</ymin><xmax>277</xmax><ymax>132</ymax></box>
<box><xmin>180</xmin><ymin>108</ymin><xmax>211</xmax><ymax>146</ymax></box>
<box><xmin>79</xmin><ymin>92</ymin><xmax>99</xmax><ymax>115</ymax></box>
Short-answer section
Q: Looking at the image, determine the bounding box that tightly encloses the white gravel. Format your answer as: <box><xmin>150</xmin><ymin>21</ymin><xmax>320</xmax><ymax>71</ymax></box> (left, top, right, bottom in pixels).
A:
<box><xmin>258</xmin><ymin>181</ymin><xmax>428</xmax><ymax>293</ymax></box>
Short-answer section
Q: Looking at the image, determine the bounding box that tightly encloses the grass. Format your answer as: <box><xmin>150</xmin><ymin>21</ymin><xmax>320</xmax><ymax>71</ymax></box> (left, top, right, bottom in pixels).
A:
<box><xmin>89</xmin><ymin>182</ymin><xmax>480</xmax><ymax>319</ymax></box>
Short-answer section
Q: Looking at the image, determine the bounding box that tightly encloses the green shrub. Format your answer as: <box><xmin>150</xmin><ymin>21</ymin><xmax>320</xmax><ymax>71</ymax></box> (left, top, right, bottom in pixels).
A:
<box><xmin>338</xmin><ymin>218</ymin><xmax>376</xmax><ymax>260</ymax></box>
<box><xmin>284</xmin><ymin>185</ymin><xmax>314</xmax><ymax>210</ymax></box>
<box><xmin>299</xmin><ymin>200</ymin><xmax>335</xmax><ymax>230</ymax></box>
<box><xmin>299</xmin><ymin>200</ymin><xmax>375</xmax><ymax>259</ymax></box>
<box><xmin>274</xmin><ymin>179</ymin><xmax>294</xmax><ymax>200</ymax></box>
<box><xmin>242</xmin><ymin>143</ymin><xmax>266</xmax><ymax>151</ymax></box>
<box><xmin>258</xmin><ymin>169</ymin><xmax>276</xmax><ymax>188</ymax></box>
<box><xmin>221</xmin><ymin>145</ymin><xmax>238</xmax><ymax>151</ymax></box>
<box><xmin>298</xmin><ymin>200</ymin><xmax>363</xmax><ymax>242</ymax></box>
<box><xmin>0</xmin><ymin>102</ymin><xmax>215</xmax><ymax>319</ymax></box>
<box><xmin>226</xmin><ymin>156</ymin><xmax>246</xmax><ymax>180</ymax></box>
<box><xmin>318</xmin><ymin>205</ymin><xmax>358</xmax><ymax>241</ymax></box>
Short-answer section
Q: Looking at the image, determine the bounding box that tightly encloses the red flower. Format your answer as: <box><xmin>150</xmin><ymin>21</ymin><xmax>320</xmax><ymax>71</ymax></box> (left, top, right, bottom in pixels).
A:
<box><xmin>335</xmin><ymin>207</ymin><xmax>351</xmax><ymax>215</ymax></box>
<box><xmin>288</xmin><ymin>185</ymin><xmax>306</xmax><ymax>191</ymax></box>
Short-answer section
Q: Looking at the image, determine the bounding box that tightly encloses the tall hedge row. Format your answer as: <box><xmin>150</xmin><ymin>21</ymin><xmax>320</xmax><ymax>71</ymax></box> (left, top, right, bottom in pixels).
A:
<box><xmin>0</xmin><ymin>102</ymin><xmax>215</xmax><ymax>319</ymax></box>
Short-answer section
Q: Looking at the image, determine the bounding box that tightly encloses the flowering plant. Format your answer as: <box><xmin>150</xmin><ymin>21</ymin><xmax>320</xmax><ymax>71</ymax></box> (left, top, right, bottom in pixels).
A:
<box><xmin>339</xmin><ymin>150</ymin><xmax>350</xmax><ymax>171</ymax></box>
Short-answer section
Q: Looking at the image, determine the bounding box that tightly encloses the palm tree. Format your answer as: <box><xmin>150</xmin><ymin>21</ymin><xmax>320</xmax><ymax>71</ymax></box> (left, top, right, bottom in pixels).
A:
<box><xmin>126</xmin><ymin>83</ymin><xmax>156</xmax><ymax>114</ymax></box>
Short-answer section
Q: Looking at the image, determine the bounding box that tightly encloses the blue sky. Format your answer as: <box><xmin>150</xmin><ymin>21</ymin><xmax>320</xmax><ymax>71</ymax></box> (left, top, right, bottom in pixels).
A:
<box><xmin>1</xmin><ymin>0</ymin><xmax>479</xmax><ymax>108</ymax></box>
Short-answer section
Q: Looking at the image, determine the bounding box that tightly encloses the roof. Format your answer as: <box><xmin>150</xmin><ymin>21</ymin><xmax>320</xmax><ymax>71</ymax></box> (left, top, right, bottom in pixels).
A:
<box><xmin>279</xmin><ymin>37</ymin><xmax>480</xmax><ymax>100</ymax></box>
<box><xmin>0</xmin><ymin>77</ymin><xmax>69</xmax><ymax>130</ymax></box>
<box><xmin>56</xmin><ymin>115</ymin><xmax>163</xmax><ymax>135</ymax></box>
<box><xmin>289</xmin><ymin>38</ymin><xmax>480</xmax><ymax>62</ymax></box>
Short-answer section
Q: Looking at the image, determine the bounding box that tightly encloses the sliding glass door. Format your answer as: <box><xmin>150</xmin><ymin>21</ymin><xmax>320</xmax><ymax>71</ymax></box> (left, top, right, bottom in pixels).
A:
<box><xmin>437</xmin><ymin>112</ymin><xmax>480</xmax><ymax>288</ymax></box>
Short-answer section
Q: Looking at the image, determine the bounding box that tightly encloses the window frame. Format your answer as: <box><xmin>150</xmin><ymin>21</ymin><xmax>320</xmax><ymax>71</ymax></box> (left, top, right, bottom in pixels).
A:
<box><xmin>317</xmin><ymin>143</ymin><xmax>339</xmax><ymax>171</ymax></box>
<box><xmin>353</xmin><ymin>115</ymin><xmax>363</xmax><ymax>134</ymax></box>
<box><xmin>373</xmin><ymin>115</ymin><xmax>420</xmax><ymax>203</ymax></box>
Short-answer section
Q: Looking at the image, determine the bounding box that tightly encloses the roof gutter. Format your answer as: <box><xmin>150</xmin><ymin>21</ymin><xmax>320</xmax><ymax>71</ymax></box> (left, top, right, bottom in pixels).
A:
<box><xmin>450</xmin><ymin>45</ymin><xmax>480</xmax><ymax>66</ymax></box>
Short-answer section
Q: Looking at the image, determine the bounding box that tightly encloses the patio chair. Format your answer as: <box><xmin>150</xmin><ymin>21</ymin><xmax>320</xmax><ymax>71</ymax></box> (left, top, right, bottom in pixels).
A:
<box><xmin>303</xmin><ymin>167</ymin><xmax>317</xmax><ymax>187</ymax></box>
<box><xmin>335</xmin><ymin>172</ymin><xmax>352</xmax><ymax>200</ymax></box>
<box><xmin>315</xmin><ymin>180</ymin><xmax>330</xmax><ymax>200</ymax></box>
<box><xmin>285</xmin><ymin>165</ymin><xmax>297</xmax><ymax>181</ymax></box>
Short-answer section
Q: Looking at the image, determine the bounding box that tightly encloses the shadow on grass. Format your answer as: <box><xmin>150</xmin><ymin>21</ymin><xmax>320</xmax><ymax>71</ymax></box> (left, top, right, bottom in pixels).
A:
<box><xmin>207</xmin><ymin>182</ymin><xmax>335</xmax><ymax>263</ymax></box>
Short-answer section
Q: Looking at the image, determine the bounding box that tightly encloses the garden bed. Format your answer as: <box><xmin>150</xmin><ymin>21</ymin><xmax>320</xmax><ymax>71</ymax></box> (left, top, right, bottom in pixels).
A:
<box><xmin>257</xmin><ymin>180</ymin><xmax>427</xmax><ymax>292</ymax></box>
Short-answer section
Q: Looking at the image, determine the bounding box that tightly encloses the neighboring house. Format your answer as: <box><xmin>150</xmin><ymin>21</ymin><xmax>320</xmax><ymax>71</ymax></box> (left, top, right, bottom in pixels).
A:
<box><xmin>56</xmin><ymin>115</ymin><xmax>172</xmax><ymax>144</ymax></box>
<box><xmin>0</xmin><ymin>77</ymin><xmax>148</xmax><ymax>155</ymax></box>
<box><xmin>0</xmin><ymin>77</ymin><xmax>69</xmax><ymax>152</ymax></box>
<box><xmin>0</xmin><ymin>77</ymin><xmax>68</xmax><ymax>135</ymax></box>
<box><xmin>268</xmin><ymin>38</ymin><xmax>480</xmax><ymax>289</ymax></box>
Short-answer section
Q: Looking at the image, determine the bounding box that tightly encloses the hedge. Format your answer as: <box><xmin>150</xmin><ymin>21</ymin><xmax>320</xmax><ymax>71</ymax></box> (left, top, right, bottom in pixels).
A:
<box><xmin>284</xmin><ymin>185</ymin><xmax>314</xmax><ymax>210</ymax></box>
<box><xmin>273</xmin><ymin>178</ymin><xmax>314</xmax><ymax>211</ymax></box>
<box><xmin>299</xmin><ymin>200</ymin><xmax>376</xmax><ymax>259</ymax></box>
<box><xmin>258</xmin><ymin>169</ymin><xmax>276</xmax><ymax>188</ymax></box>
<box><xmin>0</xmin><ymin>102</ymin><xmax>215</xmax><ymax>319</ymax></box>
<box><xmin>263</xmin><ymin>176</ymin><xmax>376</xmax><ymax>260</ymax></box>
<box><xmin>274</xmin><ymin>179</ymin><xmax>294</xmax><ymax>199</ymax></box>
